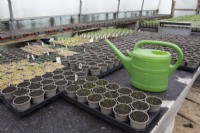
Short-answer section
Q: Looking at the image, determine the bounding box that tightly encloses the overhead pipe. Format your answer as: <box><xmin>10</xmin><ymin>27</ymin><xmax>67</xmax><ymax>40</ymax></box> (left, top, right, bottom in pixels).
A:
<box><xmin>79</xmin><ymin>0</ymin><xmax>82</xmax><ymax>23</ymax></box>
<box><xmin>7</xmin><ymin>0</ymin><xmax>15</xmax><ymax>33</ymax></box>
<box><xmin>116</xmin><ymin>0</ymin><xmax>120</xmax><ymax>19</ymax></box>
<box><xmin>140</xmin><ymin>0</ymin><xmax>145</xmax><ymax>17</ymax></box>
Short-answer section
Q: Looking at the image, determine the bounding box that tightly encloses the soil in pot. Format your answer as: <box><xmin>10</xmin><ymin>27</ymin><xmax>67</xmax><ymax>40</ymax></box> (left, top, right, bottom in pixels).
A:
<box><xmin>30</xmin><ymin>77</ymin><xmax>43</xmax><ymax>83</ymax></box>
<box><xmin>30</xmin><ymin>90</ymin><xmax>44</xmax><ymax>97</ymax></box>
<box><xmin>76</xmin><ymin>72</ymin><xmax>87</xmax><ymax>79</ymax></box>
<box><xmin>53</xmin><ymin>70</ymin><xmax>63</xmax><ymax>75</ymax></box>
<box><xmin>104</xmin><ymin>91</ymin><xmax>119</xmax><ymax>99</ymax></box>
<box><xmin>87</xmin><ymin>93</ymin><xmax>103</xmax><ymax>109</ymax></box>
<box><xmin>99</xmin><ymin>99</ymin><xmax>116</xmax><ymax>115</ymax></box>
<box><xmin>114</xmin><ymin>104</ymin><xmax>132</xmax><ymax>122</ymax></box>
<box><xmin>43</xmin><ymin>84</ymin><xmax>57</xmax><ymax>91</ymax></box>
<box><xmin>29</xmin><ymin>83</ymin><xmax>42</xmax><ymax>90</ymax></box>
<box><xmin>65</xmin><ymin>75</ymin><xmax>75</xmax><ymax>84</ymax></box>
<box><xmin>73</xmin><ymin>79</ymin><xmax>86</xmax><ymax>86</ymax></box>
<box><xmin>17</xmin><ymin>81</ymin><xmax>30</xmax><ymax>88</ymax></box>
<box><xmin>43</xmin><ymin>84</ymin><xmax>57</xmax><ymax>98</ymax></box>
<box><xmin>13</xmin><ymin>95</ymin><xmax>30</xmax><ymax>104</ymax></box>
<box><xmin>72</xmin><ymin>68</ymin><xmax>82</xmax><ymax>73</ymax></box>
<box><xmin>90</xmin><ymin>66</ymin><xmax>101</xmax><ymax>76</ymax></box>
<box><xmin>76</xmin><ymin>89</ymin><xmax>91</xmax><ymax>103</ymax></box>
<box><xmin>129</xmin><ymin>111</ymin><xmax>149</xmax><ymax>129</ymax></box>
<box><xmin>86</xmin><ymin>76</ymin><xmax>98</xmax><ymax>82</ymax></box>
<box><xmin>106</xmin><ymin>83</ymin><xmax>120</xmax><ymax>90</ymax></box>
<box><xmin>63</xmin><ymin>71</ymin><xmax>74</xmax><ymax>77</ymax></box>
<box><xmin>131</xmin><ymin>101</ymin><xmax>150</xmax><ymax>111</ymax></box>
<box><xmin>13</xmin><ymin>88</ymin><xmax>29</xmax><ymax>97</ymax></box>
<box><xmin>118</xmin><ymin>87</ymin><xmax>133</xmax><ymax>96</ymax></box>
<box><xmin>93</xmin><ymin>87</ymin><xmax>107</xmax><ymax>94</ymax></box>
<box><xmin>55</xmin><ymin>80</ymin><xmax>68</xmax><ymax>92</ymax></box>
<box><xmin>13</xmin><ymin>95</ymin><xmax>31</xmax><ymax>112</ymax></box>
<box><xmin>2</xmin><ymin>86</ymin><xmax>17</xmax><ymax>100</ymax></box>
<box><xmin>146</xmin><ymin>96</ymin><xmax>162</xmax><ymax>112</ymax></box>
<box><xmin>117</xmin><ymin>96</ymin><xmax>133</xmax><ymax>104</ymax></box>
<box><xmin>65</xmin><ymin>84</ymin><xmax>80</xmax><ymax>92</ymax></box>
<box><xmin>96</xmin><ymin>79</ymin><xmax>108</xmax><ymax>86</ymax></box>
<box><xmin>82</xmin><ymin>82</ymin><xmax>96</xmax><ymax>89</ymax></box>
<box><xmin>131</xmin><ymin>91</ymin><xmax>147</xmax><ymax>100</ymax></box>
<box><xmin>53</xmin><ymin>75</ymin><xmax>65</xmax><ymax>81</ymax></box>
<box><xmin>41</xmin><ymin>79</ymin><xmax>54</xmax><ymax>86</ymax></box>
<box><xmin>62</xmin><ymin>67</ymin><xmax>71</xmax><ymax>72</ymax></box>
<box><xmin>42</xmin><ymin>73</ymin><xmax>53</xmax><ymax>79</ymax></box>
<box><xmin>29</xmin><ymin>89</ymin><xmax>45</xmax><ymax>104</ymax></box>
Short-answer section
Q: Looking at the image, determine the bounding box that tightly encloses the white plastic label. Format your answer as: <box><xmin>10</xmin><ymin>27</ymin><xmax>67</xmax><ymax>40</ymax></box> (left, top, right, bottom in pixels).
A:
<box><xmin>56</xmin><ymin>57</ymin><xmax>61</xmax><ymax>63</ymax></box>
<box><xmin>75</xmin><ymin>74</ymin><xmax>78</xmax><ymax>81</ymax></box>
<box><xmin>0</xmin><ymin>53</ymin><xmax>1</xmax><ymax>56</ymax></box>
<box><xmin>42</xmin><ymin>42</ymin><xmax>45</xmax><ymax>46</ymax></box>
<box><xmin>31</xmin><ymin>55</ymin><xmax>35</xmax><ymax>60</ymax></box>
<box><xmin>49</xmin><ymin>38</ymin><xmax>54</xmax><ymax>42</ymax></box>
<box><xmin>27</xmin><ymin>54</ymin><xmax>30</xmax><ymax>59</ymax></box>
<box><xmin>84</xmin><ymin>48</ymin><xmax>86</xmax><ymax>53</ymax></box>
<box><xmin>27</xmin><ymin>42</ymin><xmax>30</xmax><ymax>46</ymax></box>
<box><xmin>66</xmin><ymin>46</ymin><xmax>68</xmax><ymax>49</ymax></box>
<box><xmin>89</xmin><ymin>38</ymin><xmax>94</xmax><ymax>42</ymax></box>
<box><xmin>47</xmin><ymin>51</ymin><xmax>49</xmax><ymax>56</ymax></box>
<box><xmin>78</xmin><ymin>63</ymin><xmax>82</xmax><ymax>69</ymax></box>
<box><xmin>61</xmin><ymin>49</ymin><xmax>64</xmax><ymax>54</ymax></box>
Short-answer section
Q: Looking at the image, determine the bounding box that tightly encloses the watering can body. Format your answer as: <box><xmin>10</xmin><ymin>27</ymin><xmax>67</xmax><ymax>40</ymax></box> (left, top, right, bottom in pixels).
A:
<box><xmin>105</xmin><ymin>39</ymin><xmax>183</xmax><ymax>92</ymax></box>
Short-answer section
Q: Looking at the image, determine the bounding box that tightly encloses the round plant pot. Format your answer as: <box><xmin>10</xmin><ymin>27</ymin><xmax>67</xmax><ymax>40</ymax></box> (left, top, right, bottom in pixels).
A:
<box><xmin>129</xmin><ymin>111</ymin><xmax>149</xmax><ymax>130</ymax></box>
<box><xmin>76</xmin><ymin>89</ymin><xmax>91</xmax><ymax>103</ymax></box>
<box><xmin>76</xmin><ymin>72</ymin><xmax>87</xmax><ymax>80</ymax></box>
<box><xmin>13</xmin><ymin>88</ymin><xmax>29</xmax><ymax>97</ymax></box>
<box><xmin>86</xmin><ymin>93</ymin><xmax>103</xmax><ymax>109</ymax></box>
<box><xmin>1</xmin><ymin>86</ymin><xmax>17</xmax><ymax>100</ymax></box>
<box><xmin>55</xmin><ymin>80</ymin><xmax>68</xmax><ymax>92</ymax></box>
<box><xmin>104</xmin><ymin>91</ymin><xmax>120</xmax><ymax>99</ymax></box>
<box><xmin>42</xmin><ymin>73</ymin><xmax>54</xmax><ymax>80</ymax></box>
<box><xmin>106</xmin><ymin>83</ymin><xmax>120</xmax><ymax>90</ymax></box>
<box><xmin>17</xmin><ymin>81</ymin><xmax>31</xmax><ymax>89</ymax></box>
<box><xmin>105</xmin><ymin>60</ymin><xmax>114</xmax><ymax>69</ymax></box>
<box><xmin>29</xmin><ymin>83</ymin><xmax>43</xmax><ymax>91</ymax></box>
<box><xmin>13</xmin><ymin>95</ymin><xmax>31</xmax><ymax>112</ymax></box>
<box><xmin>63</xmin><ymin>71</ymin><xmax>74</xmax><ymax>77</ymax></box>
<box><xmin>65</xmin><ymin>75</ymin><xmax>76</xmax><ymax>85</ymax></box>
<box><xmin>86</xmin><ymin>76</ymin><xmax>98</xmax><ymax>83</ymax></box>
<box><xmin>62</xmin><ymin>67</ymin><xmax>71</xmax><ymax>72</ymax></box>
<box><xmin>118</xmin><ymin>87</ymin><xmax>133</xmax><ymax>96</ymax></box>
<box><xmin>131</xmin><ymin>91</ymin><xmax>147</xmax><ymax>101</ymax></box>
<box><xmin>41</xmin><ymin>79</ymin><xmax>54</xmax><ymax>86</ymax></box>
<box><xmin>53</xmin><ymin>75</ymin><xmax>65</xmax><ymax>81</ymax></box>
<box><xmin>131</xmin><ymin>101</ymin><xmax>150</xmax><ymax>112</ymax></box>
<box><xmin>90</xmin><ymin>66</ymin><xmax>101</xmax><ymax>76</ymax></box>
<box><xmin>72</xmin><ymin>68</ymin><xmax>82</xmax><ymax>73</ymax></box>
<box><xmin>112</xmin><ymin>58</ymin><xmax>120</xmax><ymax>67</ymax></box>
<box><xmin>61</xmin><ymin>61</ymin><xmax>69</xmax><ymax>67</ymax></box>
<box><xmin>98</xmin><ymin>63</ymin><xmax>108</xmax><ymax>72</ymax></box>
<box><xmin>53</xmin><ymin>70</ymin><xmax>63</xmax><ymax>76</ymax></box>
<box><xmin>93</xmin><ymin>86</ymin><xmax>107</xmax><ymax>94</ymax></box>
<box><xmin>69</xmin><ymin>60</ymin><xmax>77</xmax><ymax>69</ymax></box>
<box><xmin>82</xmin><ymin>82</ymin><xmax>96</xmax><ymax>90</ymax></box>
<box><xmin>82</xmin><ymin>65</ymin><xmax>91</xmax><ymax>74</ymax></box>
<box><xmin>43</xmin><ymin>84</ymin><xmax>57</xmax><ymax>98</ymax></box>
<box><xmin>145</xmin><ymin>96</ymin><xmax>162</xmax><ymax>112</ymax></box>
<box><xmin>65</xmin><ymin>84</ymin><xmax>81</xmax><ymax>98</ymax></box>
<box><xmin>113</xmin><ymin>104</ymin><xmax>132</xmax><ymax>122</ymax></box>
<box><xmin>96</xmin><ymin>79</ymin><xmax>109</xmax><ymax>87</ymax></box>
<box><xmin>29</xmin><ymin>90</ymin><xmax>45</xmax><ymax>104</ymax></box>
<box><xmin>117</xmin><ymin>95</ymin><xmax>133</xmax><ymax>105</ymax></box>
<box><xmin>73</xmin><ymin>79</ymin><xmax>86</xmax><ymax>86</ymax></box>
<box><xmin>99</xmin><ymin>99</ymin><xmax>116</xmax><ymax>115</ymax></box>
<box><xmin>30</xmin><ymin>77</ymin><xmax>43</xmax><ymax>84</ymax></box>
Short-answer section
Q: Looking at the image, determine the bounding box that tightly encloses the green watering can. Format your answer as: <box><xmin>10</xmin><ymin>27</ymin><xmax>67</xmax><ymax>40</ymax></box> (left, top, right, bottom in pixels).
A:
<box><xmin>105</xmin><ymin>39</ymin><xmax>183</xmax><ymax>92</ymax></box>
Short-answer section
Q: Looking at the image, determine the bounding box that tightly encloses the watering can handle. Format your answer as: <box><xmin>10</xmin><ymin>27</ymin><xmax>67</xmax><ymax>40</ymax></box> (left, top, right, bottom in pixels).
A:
<box><xmin>133</xmin><ymin>40</ymin><xmax>183</xmax><ymax>76</ymax></box>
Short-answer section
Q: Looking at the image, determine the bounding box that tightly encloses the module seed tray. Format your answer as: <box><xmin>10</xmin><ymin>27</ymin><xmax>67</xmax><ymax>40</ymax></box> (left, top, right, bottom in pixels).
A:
<box><xmin>62</xmin><ymin>92</ymin><xmax>162</xmax><ymax>133</ymax></box>
<box><xmin>2</xmin><ymin>92</ymin><xmax>62</xmax><ymax>117</ymax></box>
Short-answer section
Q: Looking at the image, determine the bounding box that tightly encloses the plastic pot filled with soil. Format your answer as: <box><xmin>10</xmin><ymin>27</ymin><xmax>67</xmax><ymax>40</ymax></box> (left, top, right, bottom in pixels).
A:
<box><xmin>117</xmin><ymin>87</ymin><xmax>133</xmax><ymax>96</ymax></box>
<box><xmin>29</xmin><ymin>83</ymin><xmax>43</xmax><ymax>91</ymax></box>
<box><xmin>1</xmin><ymin>86</ymin><xmax>17</xmax><ymax>100</ymax></box>
<box><xmin>117</xmin><ymin>95</ymin><xmax>133</xmax><ymax>105</ymax></box>
<box><xmin>53</xmin><ymin>75</ymin><xmax>65</xmax><ymax>81</ymax></box>
<box><xmin>112</xmin><ymin>58</ymin><xmax>120</xmax><ymax>67</ymax></box>
<box><xmin>76</xmin><ymin>72</ymin><xmax>87</xmax><ymax>80</ymax></box>
<box><xmin>13</xmin><ymin>88</ymin><xmax>29</xmax><ymax>97</ymax></box>
<box><xmin>29</xmin><ymin>89</ymin><xmax>45</xmax><ymax>104</ymax></box>
<box><xmin>72</xmin><ymin>68</ymin><xmax>82</xmax><ymax>73</ymax></box>
<box><xmin>131</xmin><ymin>91</ymin><xmax>147</xmax><ymax>101</ymax></box>
<box><xmin>82</xmin><ymin>82</ymin><xmax>96</xmax><ymax>90</ymax></box>
<box><xmin>104</xmin><ymin>91</ymin><xmax>119</xmax><ymax>99</ymax></box>
<box><xmin>145</xmin><ymin>96</ymin><xmax>162</xmax><ymax>112</ymax></box>
<box><xmin>98</xmin><ymin>63</ymin><xmax>108</xmax><ymax>72</ymax></box>
<box><xmin>129</xmin><ymin>110</ymin><xmax>149</xmax><ymax>130</ymax></box>
<box><xmin>65</xmin><ymin>75</ymin><xmax>76</xmax><ymax>85</ymax></box>
<box><xmin>92</xmin><ymin>86</ymin><xmax>107</xmax><ymax>94</ymax></box>
<box><xmin>106</xmin><ymin>83</ymin><xmax>120</xmax><ymax>90</ymax></box>
<box><xmin>86</xmin><ymin>93</ymin><xmax>103</xmax><ymax>109</ymax></box>
<box><xmin>131</xmin><ymin>101</ymin><xmax>150</xmax><ymax>112</ymax></box>
<box><xmin>86</xmin><ymin>76</ymin><xmax>98</xmax><ymax>83</ymax></box>
<box><xmin>43</xmin><ymin>84</ymin><xmax>57</xmax><ymax>98</ymax></box>
<box><xmin>76</xmin><ymin>89</ymin><xmax>91</xmax><ymax>103</ymax></box>
<box><xmin>96</xmin><ymin>79</ymin><xmax>109</xmax><ymax>87</ymax></box>
<box><xmin>17</xmin><ymin>81</ymin><xmax>31</xmax><ymax>89</ymax></box>
<box><xmin>13</xmin><ymin>95</ymin><xmax>31</xmax><ymax>112</ymax></box>
<box><xmin>42</xmin><ymin>73</ymin><xmax>54</xmax><ymax>80</ymax></box>
<box><xmin>69</xmin><ymin>60</ymin><xmax>77</xmax><ymax>69</ymax></box>
<box><xmin>105</xmin><ymin>60</ymin><xmax>114</xmax><ymax>69</ymax></box>
<box><xmin>90</xmin><ymin>66</ymin><xmax>101</xmax><ymax>76</ymax></box>
<box><xmin>55</xmin><ymin>80</ymin><xmax>68</xmax><ymax>92</ymax></box>
<box><xmin>41</xmin><ymin>79</ymin><xmax>54</xmax><ymax>86</ymax></box>
<box><xmin>73</xmin><ymin>79</ymin><xmax>86</xmax><ymax>86</ymax></box>
<box><xmin>61</xmin><ymin>61</ymin><xmax>69</xmax><ymax>67</ymax></box>
<box><xmin>99</xmin><ymin>99</ymin><xmax>116</xmax><ymax>115</ymax></box>
<box><xmin>62</xmin><ymin>67</ymin><xmax>71</xmax><ymax>72</ymax></box>
<box><xmin>30</xmin><ymin>77</ymin><xmax>43</xmax><ymax>84</ymax></box>
<box><xmin>63</xmin><ymin>71</ymin><xmax>74</xmax><ymax>77</ymax></box>
<box><xmin>53</xmin><ymin>70</ymin><xmax>63</xmax><ymax>76</ymax></box>
<box><xmin>113</xmin><ymin>104</ymin><xmax>132</xmax><ymax>122</ymax></box>
<box><xmin>65</xmin><ymin>84</ymin><xmax>81</xmax><ymax>98</ymax></box>
<box><xmin>82</xmin><ymin>65</ymin><xmax>91</xmax><ymax>74</ymax></box>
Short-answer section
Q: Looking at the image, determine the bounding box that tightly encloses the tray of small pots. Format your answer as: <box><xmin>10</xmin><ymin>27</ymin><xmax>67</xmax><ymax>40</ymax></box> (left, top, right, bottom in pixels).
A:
<box><xmin>62</xmin><ymin>77</ymin><xmax>163</xmax><ymax>133</ymax></box>
<box><xmin>1</xmin><ymin>72</ymin><xmax>70</xmax><ymax>117</ymax></box>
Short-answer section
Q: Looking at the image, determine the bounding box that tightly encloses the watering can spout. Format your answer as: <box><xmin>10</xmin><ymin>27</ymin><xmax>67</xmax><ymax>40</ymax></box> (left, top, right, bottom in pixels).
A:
<box><xmin>105</xmin><ymin>39</ymin><xmax>132</xmax><ymax>76</ymax></box>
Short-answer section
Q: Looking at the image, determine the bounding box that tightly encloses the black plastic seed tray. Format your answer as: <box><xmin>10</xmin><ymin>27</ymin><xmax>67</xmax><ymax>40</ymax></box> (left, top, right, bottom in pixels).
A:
<box><xmin>2</xmin><ymin>92</ymin><xmax>62</xmax><ymax>117</ymax></box>
<box><xmin>62</xmin><ymin>92</ymin><xmax>162</xmax><ymax>133</ymax></box>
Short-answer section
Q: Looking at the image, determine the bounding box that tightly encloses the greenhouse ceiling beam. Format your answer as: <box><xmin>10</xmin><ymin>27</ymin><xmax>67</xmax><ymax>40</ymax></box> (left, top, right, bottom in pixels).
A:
<box><xmin>7</xmin><ymin>0</ymin><xmax>15</xmax><ymax>33</ymax></box>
